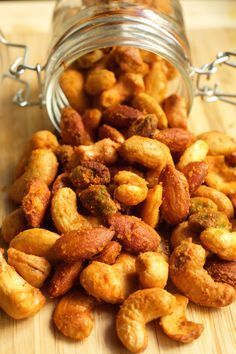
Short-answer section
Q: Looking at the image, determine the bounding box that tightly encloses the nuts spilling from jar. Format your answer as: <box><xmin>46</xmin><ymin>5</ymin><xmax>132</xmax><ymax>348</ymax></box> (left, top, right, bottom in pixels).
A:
<box><xmin>1</xmin><ymin>47</ymin><xmax>236</xmax><ymax>353</ymax></box>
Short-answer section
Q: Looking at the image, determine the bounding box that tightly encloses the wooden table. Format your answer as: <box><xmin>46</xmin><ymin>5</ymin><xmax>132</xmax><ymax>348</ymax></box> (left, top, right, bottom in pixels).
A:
<box><xmin>0</xmin><ymin>2</ymin><xmax>236</xmax><ymax>354</ymax></box>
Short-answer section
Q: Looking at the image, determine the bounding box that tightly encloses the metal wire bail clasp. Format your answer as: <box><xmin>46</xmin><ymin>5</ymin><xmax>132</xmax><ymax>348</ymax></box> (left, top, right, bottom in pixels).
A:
<box><xmin>194</xmin><ymin>51</ymin><xmax>236</xmax><ymax>105</ymax></box>
<box><xmin>0</xmin><ymin>31</ymin><xmax>44</xmax><ymax>107</ymax></box>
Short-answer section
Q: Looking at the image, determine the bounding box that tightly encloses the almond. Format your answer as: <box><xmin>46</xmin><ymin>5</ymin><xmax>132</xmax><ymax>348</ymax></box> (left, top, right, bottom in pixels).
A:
<box><xmin>107</xmin><ymin>214</ymin><xmax>160</xmax><ymax>254</ymax></box>
<box><xmin>205</xmin><ymin>259</ymin><xmax>236</xmax><ymax>288</ymax></box>
<box><xmin>51</xmin><ymin>227</ymin><xmax>115</xmax><ymax>262</ymax></box>
<box><xmin>155</xmin><ymin>128</ymin><xmax>195</xmax><ymax>153</ymax></box>
<box><xmin>102</xmin><ymin>104</ymin><xmax>143</xmax><ymax>128</ymax></box>
<box><xmin>181</xmin><ymin>161</ymin><xmax>209</xmax><ymax>195</ymax></box>
<box><xmin>160</xmin><ymin>164</ymin><xmax>190</xmax><ymax>225</ymax></box>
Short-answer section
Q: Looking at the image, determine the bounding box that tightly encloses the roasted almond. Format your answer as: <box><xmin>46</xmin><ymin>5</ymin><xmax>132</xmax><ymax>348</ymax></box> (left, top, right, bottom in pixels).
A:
<box><xmin>102</xmin><ymin>104</ymin><xmax>143</xmax><ymax>128</ymax></box>
<box><xmin>155</xmin><ymin>128</ymin><xmax>195</xmax><ymax>153</ymax></box>
<box><xmin>181</xmin><ymin>161</ymin><xmax>209</xmax><ymax>195</ymax></box>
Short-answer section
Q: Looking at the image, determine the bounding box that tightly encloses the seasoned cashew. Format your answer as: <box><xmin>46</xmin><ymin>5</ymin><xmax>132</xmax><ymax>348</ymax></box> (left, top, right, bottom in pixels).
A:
<box><xmin>10</xmin><ymin>149</ymin><xmax>58</xmax><ymax>204</ymax></box>
<box><xmin>169</xmin><ymin>240</ymin><xmax>236</xmax><ymax>307</ymax></box>
<box><xmin>80</xmin><ymin>253</ymin><xmax>137</xmax><ymax>304</ymax></box>
<box><xmin>198</xmin><ymin>131</ymin><xmax>236</xmax><ymax>156</ymax></box>
<box><xmin>0</xmin><ymin>249</ymin><xmax>45</xmax><ymax>319</ymax></box>
<box><xmin>177</xmin><ymin>140</ymin><xmax>209</xmax><ymax>170</ymax></box>
<box><xmin>200</xmin><ymin>228</ymin><xmax>236</xmax><ymax>261</ymax></box>
<box><xmin>159</xmin><ymin>294</ymin><xmax>204</xmax><ymax>343</ymax></box>
<box><xmin>144</xmin><ymin>61</ymin><xmax>168</xmax><ymax>103</ymax></box>
<box><xmin>1</xmin><ymin>208</ymin><xmax>27</xmax><ymax>243</ymax></box>
<box><xmin>136</xmin><ymin>252</ymin><xmax>168</xmax><ymax>289</ymax></box>
<box><xmin>114</xmin><ymin>46</ymin><xmax>149</xmax><ymax>74</ymax></box>
<box><xmin>140</xmin><ymin>184</ymin><xmax>163</xmax><ymax>228</ymax></box>
<box><xmin>77</xmin><ymin>49</ymin><xmax>104</xmax><ymax>68</ymax></box>
<box><xmin>85</xmin><ymin>69</ymin><xmax>116</xmax><ymax>95</ymax></box>
<box><xmin>188</xmin><ymin>211</ymin><xmax>231</xmax><ymax>231</ymax></box>
<box><xmin>190</xmin><ymin>197</ymin><xmax>218</xmax><ymax>215</ymax></box>
<box><xmin>171</xmin><ymin>221</ymin><xmax>200</xmax><ymax>249</ymax></box>
<box><xmin>116</xmin><ymin>288</ymin><xmax>176</xmax><ymax>353</ymax></box>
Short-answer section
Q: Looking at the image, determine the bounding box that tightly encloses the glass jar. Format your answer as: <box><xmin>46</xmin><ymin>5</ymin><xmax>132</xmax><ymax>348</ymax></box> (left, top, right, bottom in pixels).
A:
<box><xmin>44</xmin><ymin>0</ymin><xmax>193</xmax><ymax>130</ymax></box>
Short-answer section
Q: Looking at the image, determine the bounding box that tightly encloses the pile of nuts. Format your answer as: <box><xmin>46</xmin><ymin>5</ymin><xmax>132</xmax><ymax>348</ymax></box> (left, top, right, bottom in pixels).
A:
<box><xmin>1</xmin><ymin>46</ymin><xmax>236</xmax><ymax>353</ymax></box>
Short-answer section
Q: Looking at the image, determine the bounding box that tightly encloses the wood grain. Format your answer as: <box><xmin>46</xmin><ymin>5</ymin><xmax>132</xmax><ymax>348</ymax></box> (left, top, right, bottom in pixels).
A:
<box><xmin>0</xmin><ymin>2</ymin><xmax>236</xmax><ymax>354</ymax></box>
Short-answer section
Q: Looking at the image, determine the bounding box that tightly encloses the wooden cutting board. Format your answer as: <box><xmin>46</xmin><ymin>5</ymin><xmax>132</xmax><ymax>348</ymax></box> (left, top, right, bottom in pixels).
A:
<box><xmin>0</xmin><ymin>2</ymin><xmax>235</xmax><ymax>354</ymax></box>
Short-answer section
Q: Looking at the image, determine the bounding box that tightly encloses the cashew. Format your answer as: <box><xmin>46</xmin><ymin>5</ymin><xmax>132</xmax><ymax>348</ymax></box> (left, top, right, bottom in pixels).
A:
<box><xmin>177</xmin><ymin>140</ymin><xmax>209</xmax><ymax>170</ymax></box>
<box><xmin>140</xmin><ymin>184</ymin><xmax>163</xmax><ymax>228</ymax></box>
<box><xmin>162</xmin><ymin>94</ymin><xmax>188</xmax><ymax>129</ymax></box>
<box><xmin>7</xmin><ymin>248</ymin><xmax>51</xmax><ymax>288</ymax></box>
<box><xmin>159</xmin><ymin>294</ymin><xmax>204</xmax><ymax>343</ymax></box>
<box><xmin>82</xmin><ymin>108</ymin><xmax>102</xmax><ymax>131</ymax></box>
<box><xmin>10</xmin><ymin>148</ymin><xmax>58</xmax><ymax>204</ymax></box>
<box><xmin>114</xmin><ymin>171</ymin><xmax>148</xmax><ymax>206</ymax></box>
<box><xmin>114</xmin><ymin>46</ymin><xmax>149</xmax><ymax>74</ymax></box>
<box><xmin>169</xmin><ymin>240</ymin><xmax>236</xmax><ymax>307</ymax></box>
<box><xmin>116</xmin><ymin>288</ymin><xmax>176</xmax><ymax>353</ymax></box>
<box><xmin>77</xmin><ymin>49</ymin><xmax>104</xmax><ymax>68</ymax></box>
<box><xmin>198</xmin><ymin>131</ymin><xmax>236</xmax><ymax>156</ymax></box>
<box><xmin>85</xmin><ymin>69</ymin><xmax>116</xmax><ymax>95</ymax></box>
<box><xmin>53</xmin><ymin>290</ymin><xmax>96</xmax><ymax>340</ymax></box>
<box><xmin>171</xmin><ymin>221</ymin><xmax>200</xmax><ymax>249</ymax></box>
<box><xmin>1</xmin><ymin>208</ymin><xmax>27</xmax><ymax>243</ymax></box>
<box><xmin>193</xmin><ymin>185</ymin><xmax>234</xmax><ymax>219</ymax></box>
<box><xmin>200</xmin><ymin>228</ymin><xmax>236</xmax><ymax>261</ymax></box>
<box><xmin>190</xmin><ymin>197</ymin><xmax>218</xmax><ymax>215</ymax></box>
<box><xmin>188</xmin><ymin>211</ymin><xmax>231</xmax><ymax>231</ymax></box>
<box><xmin>136</xmin><ymin>252</ymin><xmax>168</xmax><ymax>289</ymax></box>
<box><xmin>144</xmin><ymin>61</ymin><xmax>168</xmax><ymax>102</ymax></box>
<box><xmin>0</xmin><ymin>249</ymin><xmax>45</xmax><ymax>319</ymax></box>
<box><xmin>80</xmin><ymin>253</ymin><xmax>137</xmax><ymax>304</ymax></box>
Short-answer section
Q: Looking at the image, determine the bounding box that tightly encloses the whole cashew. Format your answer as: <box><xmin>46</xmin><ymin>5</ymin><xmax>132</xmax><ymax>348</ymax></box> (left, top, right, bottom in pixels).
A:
<box><xmin>0</xmin><ymin>249</ymin><xmax>45</xmax><ymax>319</ymax></box>
<box><xmin>10</xmin><ymin>149</ymin><xmax>58</xmax><ymax>204</ymax></box>
<box><xmin>169</xmin><ymin>240</ymin><xmax>236</xmax><ymax>307</ymax></box>
<box><xmin>116</xmin><ymin>288</ymin><xmax>176</xmax><ymax>353</ymax></box>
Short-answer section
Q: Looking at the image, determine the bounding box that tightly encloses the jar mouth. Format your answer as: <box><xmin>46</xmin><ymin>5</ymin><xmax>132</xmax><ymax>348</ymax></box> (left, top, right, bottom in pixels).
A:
<box><xmin>44</xmin><ymin>4</ymin><xmax>193</xmax><ymax>131</ymax></box>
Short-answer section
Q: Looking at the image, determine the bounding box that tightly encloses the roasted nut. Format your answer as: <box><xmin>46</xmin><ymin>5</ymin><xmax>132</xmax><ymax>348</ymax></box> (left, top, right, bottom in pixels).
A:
<box><xmin>70</xmin><ymin>161</ymin><xmax>110</xmax><ymax>189</ymax></box>
<box><xmin>77</xmin><ymin>49</ymin><xmax>104</xmax><ymax>68</ymax></box>
<box><xmin>198</xmin><ymin>131</ymin><xmax>236</xmax><ymax>156</ymax></box>
<box><xmin>128</xmin><ymin>114</ymin><xmax>158</xmax><ymax>138</ymax></box>
<box><xmin>93</xmin><ymin>241</ymin><xmax>122</xmax><ymax>264</ymax></box>
<box><xmin>51</xmin><ymin>227</ymin><xmax>115</xmax><ymax>262</ymax></box>
<box><xmin>163</xmin><ymin>59</ymin><xmax>178</xmax><ymax>80</ymax></box>
<box><xmin>132</xmin><ymin>93</ymin><xmax>168</xmax><ymax>129</ymax></box>
<box><xmin>114</xmin><ymin>46</ymin><xmax>148</xmax><ymax>74</ymax></box>
<box><xmin>79</xmin><ymin>185</ymin><xmax>118</xmax><ymax>216</ymax></box>
<box><xmin>0</xmin><ymin>249</ymin><xmax>45</xmax><ymax>319</ymax></box>
<box><xmin>193</xmin><ymin>185</ymin><xmax>234</xmax><ymax>219</ymax></box>
<box><xmin>181</xmin><ymin>161</ymin><xmax>209</xmax><ymax>195</ymax></box>
<box><xmin>1</xmin><ymin>208</ymin><xmax>27</xmax><ymax>243</ymax></box>
<box><xmin>48</xmin><ymin>261</ymin><xmax>83</xmax><ymax>298</ymax></box>
<box><xmin>139</xmin><ymin>49</ymin><xmax>158</xmax><ymax>63</ymax></box>
<box><xmin>177</xmin><ymin>140</ymin><xmax>209</xmax><ymax>171</ymax></box>
<box><xmin>190</xmin><ymin>197</ymin><xmax>218</xmax><ymax>215</ymax></box>
<box><xmin>160</xmin><ymin>164</ymin><xmax>190</xmax><ymax>225</ymax></box>
<box><xmin>7</xmin><ymin>248</ymin><xmax>51</xmax><ymax>288</ymax></box>
<box><xmin>10</xmin><ymin>148</ymin><xmax>58</xmax><ymax>204</ymax></box>
<box><xmin>82</xmin><ymin>108</ymin><xmax>102</xmax><ymax>131</ymax></box>
<box><xmin>205</xmin><ymin>155</ymin><xmax>236</xmax><ymax>195</ymax></box>
<box><xmin>171</xmin><ymin>221</ymin><xmax>200</xmax><ymax>249</ymax></box>
<box><xmin>169</xmin><ymin>240</ymin><xmax>236</xmax><ymax>307</ymax></box>
<box><xmin>80</xmin><ymin>253</ymin><xmax>137</xmax><ymax>303</ymax></box>
<box><xmin>102</xmin><ymin>104</ymin><xmax>143</xmax><ymax>128</ymax></box>
<box><xmin>200</xmin><ymin>228</ymin><xmax>236</xmax><ymax>261</ymax></box>
<box><xmin>116</xmin><ymin>288</ymin><xmax>176</xmax><ymax>353</ymax></box>
<box><xmin>205</xmin><ymin>258</ymin><xmax>236</xmax><ymax>288</ymax></box>
<box><xmin>136</xmin><ymin>252</ymin><xmax>168</xmax><ymax>289</ymax></box>
<box><xmin>61</xmin><ymin>106</ymin><xmax>92</xmax><ymax>146</ymax></box>
<box><xmin>144</xmin><ymin>61</ymin><xmax>168</xmax><ymax>102</ymax></box>
<box><xmin>113</xmin><ymin>171</ymin><xmax>148</xmax><ymax>206</ymax></box>
<box><xmin>53</xmin><ymin>290</ymin><xmax>96</xmax><ymax>340</ymax></box>
<box><xmin>109</xmin><ymin>165</ymin><xmax>144</xmax><ymax>180</ymax></box>
<box><xmin>10</xmin><ymin>228</ymin><xmax>60</xmax><ymax>260</ymax></box>
<box><xmin>189</xmin><ymin>211</ymin><xmax>231</xmax><ymax>231</ymax></box>
<box><xmin>159</xmin><ymin>294</ymin><xmax>204</xmax><ymax>343</ymax></box>
<box><xmin>225</xmin><ymin>152</ymin><xmax>236</xmax><ymax>167</ymax></box>
<box><xmin>162</xmin><ymin>94</ymin><xmax>188</xmax><ymax>129</ymax></box>
<box><xmin>51</xmin><ymin>173</ymin><xmax>72</xmax><ymax>195</ymax></box>
<box><xmin>155</xmin><ymin>128</ymin><xmax>195</xmax><ymax>153</ymax></box>
<box><xmin>120</xmin><ymin>135</ymin><xmax>173</xmax><ymax>169</ymax></box>
<box><xmin>108</xmin><ymin>214</ymin><xmax>160</xmax><ymax>254</ymax></box>
<box><xmin>22</xmin><ymin>179</ymin><xmax>51</xmax><ymax>228</ymax></box>
<box><xmin>85</xmin><ymin>69</ymin><xmax>116</xmax><ymax>95</ymax></box>
<box><xmin>140</xmin><ymin>184</ymin><xmax>163</xmax><ymax>228</ymax></box>
<box><xmin>59</xmin><ymin>69</ymin><xmax>88</xmax><ymax>113</ymax></box>
<box><xmin>56</xmin><ymin>144</ymin><xmax>74</xmax><ymax>169</ymax></box>
<box><xmin>98</xmin><ymin>124</ymin><xmax>125</xmax><ymax>144</ymax></box>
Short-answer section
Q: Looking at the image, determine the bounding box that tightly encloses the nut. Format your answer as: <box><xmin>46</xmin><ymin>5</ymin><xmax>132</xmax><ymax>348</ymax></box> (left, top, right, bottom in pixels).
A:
<box><xmin>144</xmin><ymin>61</ymin><xmax>168</xmax><ymax>103</ymax></box>
<box><xmin>7</xmin><ymin>248</ymin><xmax>51</xmax><ymax>288</ymax></box>
<box><xmin>177</xmin><ymin>140</ymin><xmax>209</xmax><ymax>171</ymax></box>
<box><xmin>190</xmin><ymin>197</ymin><xmax>218</xmax><ymax>215</ymax></box>
<box><xmin>108</xmin><ymin>214</ymin><xmax>160</xmax><ymax>254</ymax></box>
<box><xmin>162</xmin><ymin>94</ymin><xmax>188</xmax><ymax>129</ymax></box>
<box><xmin>171</xmin><ymin>221</ymin><xmax>200</xmax><ymax>249</ymax></box>
<box><xmin>132</xmin><ymin>93</ymin><xmax>168</xmax><ymax>129</ymax></box>
<box><xmin>169</xmin><ymin>240</ymin><xmax>236</xmax><ymax>307</ymax></box>
<box><xmin>116</xmin><ymin>288</ymin><xmax>176</xmax><ymax>353</ymax></box>
<box><xmin>160</xmin><ymin>164</ymin><xmax>190</xmax><ymax>225</ymax></box>
<box><xmin>113</xmin><ymin>171</ymin><xmax>148</xmax><ymax>206</ymax></box>
<box><xmin>155</xmin><ymin>128</ymin><xmax>195</xmax><ymax>153</ymax></box>
<box><xmin>85</xmin><ymin>69</ymin><xmax>116</xmax><ymax>95</ymax></box>
<box><xmin>22</xmin><ymin>179</ymin><xmax>51</xmax><ymax>227</ymax></box>
<box><xmin>127</xmin><ymin>114</ymin><xmax>158</xmax><ymax>138</ymax></box>
<box><xmin>56</xmin><ymin>144</ymin><xmax>74</xmax><ymax>169</ymax></box>
<box><xmin>193</xmin><ymin>185</ymin><xmax>234</xmax><ymax>219</ymax></box>
<box><xmin>98</xmin><ymin>124</ymin><xmax>125</xmax><ymax>144</ymax></box>
<box><xmin>70</xmin><ymin>161</ymin><xmax>110</xmax><ymax>189</ymax></box>
<box><xmin>51</xmin><ymin>172</ymin><xmax>72</xmax><ymax>195</ymax></box>
<box><xmin>189</xmin><ymin>211</ymin><xmax>231</xmax><ymax>231</ymax></box>
<box><xmin>53</xmin><ymin>290</ymin><xmax>96</xmax><ymax>340</ymax></box>
<box><xmin>102</xmin><ymin>104</ymin><xmax>143</xmax><ymax>128</ymax></box>
<box><xmin>48</xmin><ymin>261</ymin><xmax>83</xmax><ymax>298</ymax></box>
<box><xmin>82</xmin><ymin>108</ymin><xmax>102</xmax><ymax>131</ymax></box>
<box><xmin>140</xmin><ymin>184</ymin><xmax>163</xmax><ymax>228</ymax></box>
<box><xmin>159</xmin><ymin>294</ymin><xmax>204</xmax><ymax>343</ymax></box>
<box><xmin>93</xmin><ymin>240</ymin><xmax>122</xmax><ymax>265</ymax></box>
<box><xmin>77</xmin><ymin>49</ymin><xmax>104</xmax><ymax>68</ymax></box>
<box><xmin>136</xmin><ymin>252</ymin><xmax>168</xmax><ymax>289</ymax></box>
<box><xmin>114</xmin><ymin>46</ymin><xmax>148</xmax><ymax>74</ymax></box>
<box><xmin>51</xmin><ymin>227</ymin><xmax>115</xmax><ymax>262</ymax></box>
<box><xmin>80</xmin><ymin>253</ymin><xmax>137</xmax><ymax>303</ymax></box>
<box><xmin>198</xmin><ymin>131</ymin><xmax>236</xmax><ymax>156</ymax></box>
<box><xmin>1</xmin><ymin>208</ymin><xmax>27</xmax><ymax>243</ymax></box>
<box><xmin>181</xmin><ymin>161</ymin><xmax>209</xmax><ymax>195</ymax></box>
<box><xmin>200</xmin><ymin>228</ymin><xmax>236</xmax><ymax>261</ymax></box>
<box><xmin>225</xmin><ymin>152</ymin><xmax>236</xmax><ymax>167</ymax></box>
<box><xmin>205</xmin><ymin>258</ymin><xmax>236</xmax><ymax>288</ymax></box>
